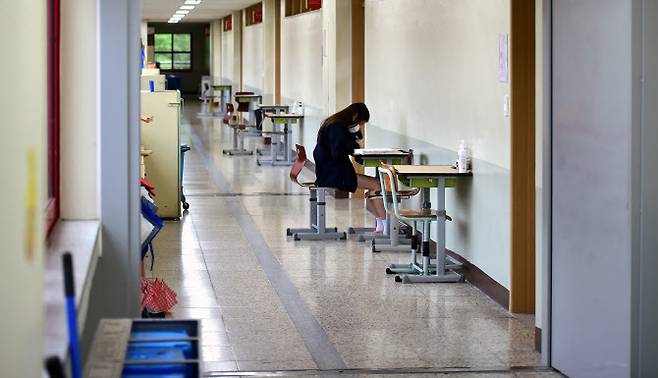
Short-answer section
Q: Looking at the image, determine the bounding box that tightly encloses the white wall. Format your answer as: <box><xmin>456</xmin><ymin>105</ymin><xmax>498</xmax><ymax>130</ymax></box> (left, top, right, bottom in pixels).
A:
<box><xmin>211</xmin><ymin>19</ymin><xmax>222</xmax><ymax>80</ymax></box>
<box><xmin>232</xmin><ymin>11</ymin><xmax>242</xmax><ymax>90</ymax></box>
<box><xmin>262</xmin><ymin>0</ymin><xmax>277</xmax><ymax>104</ymax></box>
<box><xmin>280</xmin><ymin>6</ymin><xmax>324</xmax><ymax>150</ymax></box>
<box><xmin>365</xmin><ymin>0</ymin><xmax>512</xmax><ymax>288</ymax></box>
<box><xmin>242</xmin><ymin>22</ymin><xmax>264</xmax><ymax>94</ymax></box>
<box><xmin>0</xmin><ymin>1</ymin><xmax>46</xmax><ymax>376</ymax></box>
<box><xmin>221</xmin><ymin>25</ymin><xmax>235</xmax><ymax>85</ymax></box>
<box><xmin>61</xmin><ymin>0</ymin><xmax>98</xmax><ymax>220</ymax></box>
<box><xmin>322</xmin><ymin>0</ymin><xmax>351</xmax><ymax>114</ymax></box>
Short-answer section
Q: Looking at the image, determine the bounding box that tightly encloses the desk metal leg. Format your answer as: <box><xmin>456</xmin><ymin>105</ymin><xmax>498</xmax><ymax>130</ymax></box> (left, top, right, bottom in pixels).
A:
<box><xmin>285</xmin><ymin>123</ymin><xmax>292</xmax><ymax>163</ymax></box>
<box><xmin>397</xmin><ymin>180</ymin><xmax>462</xmax><ymax>283</ymax></box>
<box><xmin>372</xmin><ymin>214</ymin><xmax>411</xmax><ymax>252</ymax></box>
<box><xmin>271</xmin><ymin>123</ymin><xmax>293</xmax><ymax>166</ymax></box>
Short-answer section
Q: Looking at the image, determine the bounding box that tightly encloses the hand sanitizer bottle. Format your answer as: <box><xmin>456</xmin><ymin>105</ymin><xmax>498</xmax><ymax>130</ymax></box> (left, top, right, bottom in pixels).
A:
<box><xmin>457</xmin><ymin>140</ymin><xmax>471</xmax><ymax>173</ymax></box>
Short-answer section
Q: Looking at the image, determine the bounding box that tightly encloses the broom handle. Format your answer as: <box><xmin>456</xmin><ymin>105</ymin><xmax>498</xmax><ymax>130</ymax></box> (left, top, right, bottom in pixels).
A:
<box><xmin>63</xmin><ymin>253</ymin><xmax>82</xmax><ymax>378</ymax></box>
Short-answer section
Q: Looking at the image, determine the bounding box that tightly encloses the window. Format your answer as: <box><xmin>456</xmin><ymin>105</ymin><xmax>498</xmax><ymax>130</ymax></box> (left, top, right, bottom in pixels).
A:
<box><xmin>245</xmin><ymin>3</ymin><xmax>263</xmax><ymax>26</ymax></box>
<box><xmin>285</xmin><ymin>0</ymin><xmax>321</xmax><ymax>17</ymax></box>
<box><xmin>154</xmin><ymin>33</ymin><xmax>192</xmax><ymax>70</ymax></box>
<box><xmin>223</xmin><ymin>16</ymin><xmax>233</xmax><ymax>31</ymax></box>
<box><xmin>46</xmin><ymin>0</ymin><xmax>60</xmax><ymax>235</ymax></box>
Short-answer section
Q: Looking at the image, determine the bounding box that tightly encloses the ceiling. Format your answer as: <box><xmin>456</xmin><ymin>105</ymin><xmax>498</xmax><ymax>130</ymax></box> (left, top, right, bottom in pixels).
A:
<box><xmin>142</xmin><ymin>0</ymin><xmax>258</xmax><ymax>22</ymax></box>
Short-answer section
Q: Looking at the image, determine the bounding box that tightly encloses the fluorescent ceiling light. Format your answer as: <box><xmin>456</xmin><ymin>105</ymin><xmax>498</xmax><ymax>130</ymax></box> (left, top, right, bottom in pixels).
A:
<box><xmin>176</xmin><ymin>10</ymin><xmax>189</xmax><ymax>14</ymax></box>
<box><xmin>171</xmin><ymin>14</ymin><xmax>185</xmax><ymax>19</ymax></box>
<box><xmin>180</xmin><ymin>5</ymin><xmax>194</xmax><ymax>10</ymax></box>
<box><xmin>168</xmin><ymin>19</ymin><xmax>179</xmax><ymax>23</ymax></box>
<box><xmin>184</xmin><ymin>0</ymin><xmax>202</xmax><ymax>4</ymax></box>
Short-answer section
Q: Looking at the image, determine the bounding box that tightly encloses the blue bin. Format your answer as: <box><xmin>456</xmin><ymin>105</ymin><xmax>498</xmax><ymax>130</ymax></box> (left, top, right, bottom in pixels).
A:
<box><xmin>165</xmin><ymin>75</ymin><xmax>181</xmax><ymax>91</ymax></box>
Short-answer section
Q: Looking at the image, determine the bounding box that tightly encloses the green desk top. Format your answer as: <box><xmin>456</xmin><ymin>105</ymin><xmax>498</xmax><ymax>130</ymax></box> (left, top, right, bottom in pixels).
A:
<box><xmin>258</xmin><ymin>104</ymin><xmax>289</xmax><ymax>109</ymax></box>
<box><xmin>353</xmin><ymin>149</ymin><xmax>411</xmax><ymax>167</ymax></box>
<box><xmin>235</xmin><ymin>94</ymin><xmax>262</xmax><ymax>102</ymax></box>
<box><xmin>266</xmin><ymin>113</ymin><xmax>303</xmax><ymax>124</ymax></box>
<box><xmin>392</xmin><ymin>165</ymin><xmax>471</xmax><ymax>188</ymax></box>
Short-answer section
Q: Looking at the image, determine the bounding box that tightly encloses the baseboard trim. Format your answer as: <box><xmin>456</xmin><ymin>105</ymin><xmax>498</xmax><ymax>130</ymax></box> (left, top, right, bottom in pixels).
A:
<box><xmin>408</xmin><ymin>226</ymin><xmax>510</xmax><ymax>310</ymax></box>
<box><xmin>444</xmin><ymin>247</ymin><xmax>510</xmax><ymax>309</ymax></box>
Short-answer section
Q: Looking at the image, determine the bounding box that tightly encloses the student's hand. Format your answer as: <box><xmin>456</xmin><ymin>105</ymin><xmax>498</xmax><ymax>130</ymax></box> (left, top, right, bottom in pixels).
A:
<box><xmin>356</xmin><ymin>138</ymin><xmax>365</xmax><ymax>148</ymax></box>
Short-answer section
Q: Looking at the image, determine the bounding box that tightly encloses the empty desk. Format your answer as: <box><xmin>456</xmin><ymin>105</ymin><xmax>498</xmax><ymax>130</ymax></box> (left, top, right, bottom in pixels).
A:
<box><xmin>257</xmin><ymin>113</ymin><xmax>303</xmax><ymax>166</ymax></box>
<box><xmin>391</xmin><ymin>165</ymin><xmax>471</xmax><ymax>283</ymax></box>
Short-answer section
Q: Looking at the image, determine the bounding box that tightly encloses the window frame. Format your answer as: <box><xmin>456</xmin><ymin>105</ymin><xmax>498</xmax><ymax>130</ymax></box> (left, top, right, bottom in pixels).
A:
<box><xmin>153</xmin><ymin>33</ymin><xmax>193</xmax><ymax>72</ymax></box>
<box><xmin>46</xmin><ymin>0</ymin><xmax>61</xmax><ymax>236</ymax></box>
<box><xmin>223</xmin><ymin>15</ymin><xmax>233</xmax><ymax>31</ymax></box>
<box><xmin>285</xmin><ymin>0</ymin><xmax>321</xmax><ymax>17</ymax></box>
<box><xmin>245</xmin><ymin>3</ymin><xmax>263</xmax><ymax>26</ymax></box>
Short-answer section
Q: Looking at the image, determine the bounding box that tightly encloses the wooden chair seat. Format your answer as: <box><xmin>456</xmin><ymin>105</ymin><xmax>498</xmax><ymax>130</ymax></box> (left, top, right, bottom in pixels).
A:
<box><xmin>398</xmin><ymin>209</ymin><xmax>452</xmax><ymax>221</ymax></box>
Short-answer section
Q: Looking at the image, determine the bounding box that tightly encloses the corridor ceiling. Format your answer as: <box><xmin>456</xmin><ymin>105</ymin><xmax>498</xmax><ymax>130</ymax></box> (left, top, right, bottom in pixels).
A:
<box><xmin>142</xmin><ymin>0</ymin><xmax>257</xmax><ymax>22</ymax></box>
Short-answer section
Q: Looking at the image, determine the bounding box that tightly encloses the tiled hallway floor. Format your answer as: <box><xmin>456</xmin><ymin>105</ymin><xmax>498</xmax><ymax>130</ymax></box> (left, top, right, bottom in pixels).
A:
<box><xmin>148</xmin><ymin>102</ymin><xmax>559</xmax><ymax>377</ymax></box>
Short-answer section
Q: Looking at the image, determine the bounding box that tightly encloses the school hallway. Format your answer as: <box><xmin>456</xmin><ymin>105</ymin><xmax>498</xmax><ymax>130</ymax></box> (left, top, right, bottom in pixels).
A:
<box><xmin>8</xmin><ymin>0</ymin><xmax>658</xmax><ymax>376</ymax></box>
<box><xmin>146</xmin><ymin>101</ymin><xmax>554</xmax><ymax>376</ymax></box>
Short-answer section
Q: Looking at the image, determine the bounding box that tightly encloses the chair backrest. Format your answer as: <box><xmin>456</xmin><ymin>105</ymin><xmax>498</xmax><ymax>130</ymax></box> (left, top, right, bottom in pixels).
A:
<box><xmin>200</xmin><ymin>77</ymin><xmax>212</xmax><ymax>98</ymax></box>
<box><xmin>254</xmin><ymin>108</ymin><xmax>263</xmax><ymax>129</ymax></box>
<box><xmin>378</xmin><ymin>163</ymin><xmax>402</xmax><ymax>217</ymax></box>
<box><xmin>223</xmin><ymin>103</ymin><xmax>235</xmax><ymax>125</ymax></box>
<box><xmin>289</xmin><ymin>144</ymin><xmax>316</xmax><ymax>187</ymax></box>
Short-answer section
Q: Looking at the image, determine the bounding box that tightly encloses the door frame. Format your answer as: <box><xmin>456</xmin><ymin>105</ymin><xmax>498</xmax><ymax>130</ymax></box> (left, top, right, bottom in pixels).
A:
<box><xmin>510</xmin><ymin>0</ymin><xmax>553</xmax><ymax>367</ymax></box>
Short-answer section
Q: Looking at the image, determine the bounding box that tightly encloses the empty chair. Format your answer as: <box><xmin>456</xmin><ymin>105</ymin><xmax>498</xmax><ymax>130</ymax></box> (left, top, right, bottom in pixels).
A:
<box><xmin>378</xmin><ymin>163</ymin><xmax>453</xmax><ymax>282</ymax></box>
<box><xmin>222</xmin><ymin>103</ymin><xmax>253</xmax><ymax>156</ymax></box>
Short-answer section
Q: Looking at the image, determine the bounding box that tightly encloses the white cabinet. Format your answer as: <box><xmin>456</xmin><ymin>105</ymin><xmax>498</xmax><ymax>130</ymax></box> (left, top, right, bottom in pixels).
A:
<box><xmin>141</xmin><ymin>74</ymin><xmax>166</xmax><ymax>91</ymax></box>
<box><xmin>141</xmin><ymin>90</ymin><xmax>181</xmax><ymax>218</ymax></box>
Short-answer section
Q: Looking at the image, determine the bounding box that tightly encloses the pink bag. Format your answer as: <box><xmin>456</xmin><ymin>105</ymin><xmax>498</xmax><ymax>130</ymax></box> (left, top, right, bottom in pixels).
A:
<box><xmin>141</xmin><ymin>277</ymin><xmax>177</xmax><ymax>313</ymax></box>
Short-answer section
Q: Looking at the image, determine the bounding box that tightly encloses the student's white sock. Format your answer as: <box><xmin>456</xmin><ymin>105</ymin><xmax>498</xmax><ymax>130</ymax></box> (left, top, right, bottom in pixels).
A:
<box><xmin>375</xmin><ymin>218</ymin><xmax>385</xmax><ymax>233</ymax></box>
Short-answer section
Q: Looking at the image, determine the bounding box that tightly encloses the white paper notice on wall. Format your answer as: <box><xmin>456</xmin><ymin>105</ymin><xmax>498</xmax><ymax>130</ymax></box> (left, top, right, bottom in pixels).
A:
<box><xmin>499</xmin><ymin>33</ymin><xmax>509</xmax><ymax>83</ymax></box>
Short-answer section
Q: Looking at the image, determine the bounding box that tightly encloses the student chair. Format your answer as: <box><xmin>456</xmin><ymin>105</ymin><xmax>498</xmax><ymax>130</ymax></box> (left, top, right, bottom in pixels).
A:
<box><xmin>378</xmin><ymin>163</ymin><xmax>452</xmax><ymax>282</ymax></box>
<box><xmin>286</xmin><ymin>144</ymin><xmax>347</xmax><ymax>241</ymax></box>
<box><xmin>222</xmin><ymin>103</ymin><xmax>253</xmax><ymax>156</ymax></box>
<box><xmin>198</xmin><ymin>77</ymin><xmax>213</xmax><ymax>113</ymax></box>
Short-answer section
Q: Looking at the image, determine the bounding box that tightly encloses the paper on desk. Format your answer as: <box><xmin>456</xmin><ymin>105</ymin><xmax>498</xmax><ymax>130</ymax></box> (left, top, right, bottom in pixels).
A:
<box><xmin>354</xmin><ymin>148</ymin><xmax>405</xmax><ymax>154</ymax></box>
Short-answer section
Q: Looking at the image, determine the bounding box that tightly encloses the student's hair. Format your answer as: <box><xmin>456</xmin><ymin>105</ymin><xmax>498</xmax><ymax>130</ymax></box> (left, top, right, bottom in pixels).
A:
<box><xmin>320</xmin><ymin>103</ymin><xmax>370</xmax><ymax>130</ymax></box>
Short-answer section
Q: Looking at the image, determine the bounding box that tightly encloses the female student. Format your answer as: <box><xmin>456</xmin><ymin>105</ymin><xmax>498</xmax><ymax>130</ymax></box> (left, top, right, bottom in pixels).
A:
<box><xmin>313</xmin><ymin>103</ymin><xmax>388</xmax><ymax>234</ymax></box>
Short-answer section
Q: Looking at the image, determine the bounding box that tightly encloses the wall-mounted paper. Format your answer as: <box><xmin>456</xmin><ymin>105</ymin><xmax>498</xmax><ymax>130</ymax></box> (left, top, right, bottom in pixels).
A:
<box><xmin>499</xmin><ymin>33</ymin><xmax>509</xmax><ymax>83</ymax></box>
<box><xmin>25</xmin><ymin>148</ymin><xmax>37</xmax><ymax>261</ymax></box>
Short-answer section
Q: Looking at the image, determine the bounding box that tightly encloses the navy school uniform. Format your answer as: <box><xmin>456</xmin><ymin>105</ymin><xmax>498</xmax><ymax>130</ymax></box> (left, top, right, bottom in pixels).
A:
<box><xmin>313</xmin><ymin>125</ymin><xmax>359</xmax><ymax>192</ymax></box>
